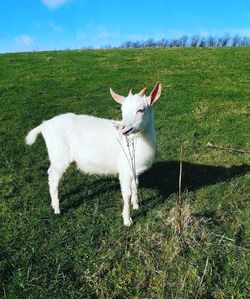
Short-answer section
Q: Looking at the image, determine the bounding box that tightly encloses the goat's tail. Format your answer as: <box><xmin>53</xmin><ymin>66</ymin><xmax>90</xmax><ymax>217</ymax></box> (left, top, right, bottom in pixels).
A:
<box><xmin>25</xmin><ymin>124</ymin><xmax>43</xmax><ymax>146</ymax></box>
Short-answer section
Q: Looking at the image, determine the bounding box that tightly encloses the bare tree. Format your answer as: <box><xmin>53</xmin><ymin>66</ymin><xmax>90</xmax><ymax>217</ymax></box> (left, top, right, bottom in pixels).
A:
<box><xmin>239</xmin><ymin>36</ymin><xmax>250</xmax><ymax>46</ymax></box>
<box><xmin>179</xmin><ymin>35</ymin><xmax>188</xmax><ymax>47</ymax></box>
<box><xmin>206</xmin><ymin>36</ymin><xmax>217</xmax><ymax>47</ymax></box>
<box><xmin>190</xmin><ymin>35</ymin><xmax>200</xmax><ymax>47</ymax></box>
<box><xmin>221</xmin><ymin>35</ymin><xmax>231</xmax><ymax>47</ymax></box>
<box><xmin>199</xmin><ymin>36</ymin><xmax>206</xmax><ymax>47</ymax></box>
<box><xmin>232</xmin><ymin>35</ymin><xmax>240</xmax><ymax>46</ymax></box>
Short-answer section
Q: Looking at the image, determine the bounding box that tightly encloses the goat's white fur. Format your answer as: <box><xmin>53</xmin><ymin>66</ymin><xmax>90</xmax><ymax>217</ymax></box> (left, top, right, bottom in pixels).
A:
<box><xmin>26</xmin><ymin>83</ymin><xmax>162</xmax><ymax>226</ymax></box>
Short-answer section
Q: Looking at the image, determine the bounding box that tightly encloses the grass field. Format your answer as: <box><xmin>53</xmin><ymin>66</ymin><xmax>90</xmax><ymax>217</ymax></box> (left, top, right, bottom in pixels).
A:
<box><xmin>0</xmin><ymin>47</ymin><xmax>250</xmax><ymax>298</ymax></box>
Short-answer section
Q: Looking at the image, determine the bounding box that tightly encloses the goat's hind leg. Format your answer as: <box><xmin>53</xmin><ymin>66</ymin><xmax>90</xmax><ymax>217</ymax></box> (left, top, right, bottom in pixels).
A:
<box><xmin>48</xmin><ymin>165</ymin><xmax>65</xmax><ymax>214</ymax></box>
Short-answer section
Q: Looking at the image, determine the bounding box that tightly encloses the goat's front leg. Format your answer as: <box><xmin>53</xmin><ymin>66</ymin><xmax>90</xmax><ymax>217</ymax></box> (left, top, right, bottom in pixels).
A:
<box><xmin>131</xmin><ymin>177</ymin><xmax>139</xmax><ymax>210</ymax></box>
<box><xmin>119</xmin><ymin>174</ymin><xmax>133</xmax><ymax>226</ymax></box>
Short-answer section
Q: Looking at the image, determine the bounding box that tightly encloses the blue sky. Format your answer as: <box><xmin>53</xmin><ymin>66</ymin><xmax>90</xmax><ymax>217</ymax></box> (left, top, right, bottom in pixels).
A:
<box><xmin>0</xmin><ymin>0</ymin><xmax>250</xmax><ymax>53</ymax></box>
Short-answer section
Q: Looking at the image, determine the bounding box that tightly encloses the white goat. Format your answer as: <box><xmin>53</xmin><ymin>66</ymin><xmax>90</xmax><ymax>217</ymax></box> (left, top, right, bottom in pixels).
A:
<box><xmin>26</xmin><ymin>82</ymin><xmax>162</xmax><ymax>226</ymax></box>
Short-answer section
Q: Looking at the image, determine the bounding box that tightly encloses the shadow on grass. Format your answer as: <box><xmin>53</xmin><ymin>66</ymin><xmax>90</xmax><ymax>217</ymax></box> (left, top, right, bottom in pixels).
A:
<box><xmin>138</xmin><ymin>161</ymin><xmax>250</xmax><ymax>214</ymax></box>
<box><xmin>62</xmin><ymin>161</ymin><xmax>250</xmax><ymax>214</ymax></box>
<box><xmin>61</xmin><ymin>175</ymin><xmax>120</xmax><ymax>211</ymax></box>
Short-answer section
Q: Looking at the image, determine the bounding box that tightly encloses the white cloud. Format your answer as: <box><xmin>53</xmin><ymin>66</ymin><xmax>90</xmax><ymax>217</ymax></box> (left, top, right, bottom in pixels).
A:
<box><xmin>33</xmin><ymin>21</ymin><xmax>42</xmax><ymax>29</ymax></box>
<box><xmin>14</xmin><ymin>34</ymin><xmax>33</xmax><ymax>46</ymax></box>
<box><xmin>0</xmin><ymin>32</ymin><xmax>8</xmax><ymax>39</ymax></box>
<box><xmin>77</xmin><ymin>24</ymin><xmax>121</xmax><ymax>47</ymax></box>
<box><xmin>197</xmin><ymin>28</ymin><xmax>250</xmax><ymax>37</ymax></box>
<box><xmin>41</xmin><ymin>0</ymin><xmax>69</xmax><ymax>9</ymax></box>
<box><xmin>49</xmin><ymin>22</ymin><xmax>63</xmax><ymax>33</ymax></box>
<box><xmin>224</xmin><ymin>28</ymin><xmax>250</xmax><ymax>36</ymax></box>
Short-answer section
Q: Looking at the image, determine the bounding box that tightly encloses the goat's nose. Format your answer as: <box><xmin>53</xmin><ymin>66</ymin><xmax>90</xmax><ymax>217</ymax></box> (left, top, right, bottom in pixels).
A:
<box><xmin>119</xmin><ymin>123</ymin><xmax>125</xmax><ymax>130</ymax></box>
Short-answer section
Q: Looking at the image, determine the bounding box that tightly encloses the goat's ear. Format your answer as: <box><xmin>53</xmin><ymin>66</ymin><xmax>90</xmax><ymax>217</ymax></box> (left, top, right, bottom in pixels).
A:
<box><xmin>110</xmin><ymin>88</ymin><xmax>125</xmax><ymax>104</ymax></box>
<box><xmin>149</xmin><ymin>82</ymin><xmax>162</xmax><ymax>105</ymax></box>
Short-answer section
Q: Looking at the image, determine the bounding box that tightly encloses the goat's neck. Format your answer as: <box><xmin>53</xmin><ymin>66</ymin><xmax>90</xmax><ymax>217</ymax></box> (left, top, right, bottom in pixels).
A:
<box><xmin>139</xmin><ymin>114</ymin><xmax>156</xmax><ymax>149</ymax></box>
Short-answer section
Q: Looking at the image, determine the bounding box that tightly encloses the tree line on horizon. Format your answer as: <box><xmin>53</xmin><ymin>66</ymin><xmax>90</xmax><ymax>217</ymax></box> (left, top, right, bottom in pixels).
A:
<box><xmin>81</xmin><ymin>34</ymin><xmax>250</xmax><ymax>50</ymax></box>
<box><xmin>120</xmin><ymin>35</ymin><xmax>250</xmax><ymax>48</ymax></box>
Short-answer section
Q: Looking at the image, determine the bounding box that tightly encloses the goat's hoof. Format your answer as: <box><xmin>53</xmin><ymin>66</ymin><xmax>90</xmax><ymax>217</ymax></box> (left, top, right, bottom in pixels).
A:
<box><xmin>132</xmin><ymin>203</ymin><xmax>139</xmax><ymax>210</ymax></box>
<box><xmin>124</xmin><ymin>217</ymin><xmax>133</xmax><ymax>226</ymax></box>
<box><xmin>53</xmin><ymin>208</ymin><xmax>60</xmax><ymax>214</ymax></box>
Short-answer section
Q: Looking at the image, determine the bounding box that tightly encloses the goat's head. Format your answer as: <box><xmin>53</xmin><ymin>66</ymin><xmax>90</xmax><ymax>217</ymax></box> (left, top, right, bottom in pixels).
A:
<box><xmin>110</xmin><ymin>82</ymin><xmax>162</xmax><ymax>135</ymax></box>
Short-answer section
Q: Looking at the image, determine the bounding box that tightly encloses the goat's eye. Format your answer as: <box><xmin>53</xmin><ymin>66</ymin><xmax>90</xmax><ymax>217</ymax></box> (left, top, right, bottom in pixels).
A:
<box><xmin>137</xmin><ymin>108</ymin><xmax>144</xmax><ymax>114</ymax></box>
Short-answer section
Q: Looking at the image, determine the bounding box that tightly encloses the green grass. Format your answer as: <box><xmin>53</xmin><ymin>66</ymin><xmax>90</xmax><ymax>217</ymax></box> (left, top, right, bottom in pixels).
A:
<box><xmin>0</xmin><ymin>47</ymin><xmax>250</xmax><ymax>298</ymax></box>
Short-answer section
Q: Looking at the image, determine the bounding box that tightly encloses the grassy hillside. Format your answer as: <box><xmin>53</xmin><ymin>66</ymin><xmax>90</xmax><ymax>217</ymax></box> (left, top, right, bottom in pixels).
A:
<box><xmin>0</xmin><ymin>47</ymin><xmax>249</xmax><ymax>298</ymax></box>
